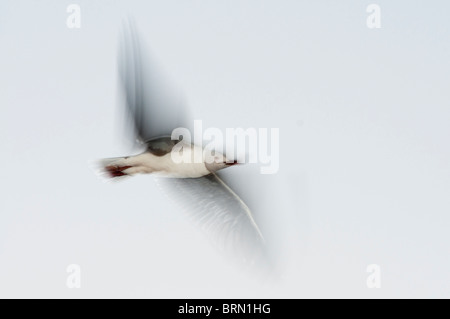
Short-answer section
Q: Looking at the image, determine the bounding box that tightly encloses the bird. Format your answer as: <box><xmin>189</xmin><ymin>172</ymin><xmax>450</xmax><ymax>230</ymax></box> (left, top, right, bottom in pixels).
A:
<box><xmin>97</xmin><ymin>19</ymin><xmax>268</xmax><ymax>269</ymax></box>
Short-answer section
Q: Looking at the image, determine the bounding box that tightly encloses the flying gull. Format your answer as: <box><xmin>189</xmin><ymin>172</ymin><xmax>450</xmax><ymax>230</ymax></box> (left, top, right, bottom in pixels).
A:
<box><xmin>98</xmin><ymin>20</ymin><xmax>268</xmax><ymax>269</ymax></box>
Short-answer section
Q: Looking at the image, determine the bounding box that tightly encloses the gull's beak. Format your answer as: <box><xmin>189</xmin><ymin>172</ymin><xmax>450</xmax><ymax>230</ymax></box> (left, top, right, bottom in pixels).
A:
<box><xmin>226</xmin><ymin>160</ymin><xmax>240</xmax><ymax>166</ymax></box>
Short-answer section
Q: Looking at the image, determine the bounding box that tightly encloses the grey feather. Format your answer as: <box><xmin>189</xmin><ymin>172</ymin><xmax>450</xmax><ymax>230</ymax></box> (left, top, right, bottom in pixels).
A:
<box><xmin>118</xmin><ymin>19</ymin><xmax>187</xmax><ymax>145</ymax></box>
<box><xmin>146</xmin><ymin>136</ymin><xmax>179</xmax><ymax>156</ymax></box>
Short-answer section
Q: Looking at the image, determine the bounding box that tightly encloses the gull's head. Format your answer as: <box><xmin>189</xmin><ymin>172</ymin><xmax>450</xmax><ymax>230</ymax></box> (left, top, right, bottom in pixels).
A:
<box><xmin>205</xmin><ymin>154</ymin><xmax>239</xmax><ymax>172</ymax></box>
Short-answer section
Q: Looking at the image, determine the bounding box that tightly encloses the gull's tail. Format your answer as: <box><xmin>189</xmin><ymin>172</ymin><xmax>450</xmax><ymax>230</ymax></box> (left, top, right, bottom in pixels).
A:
<box><xmin>96</xmin><ymin>157</ymin><xmax>134</xmax><ymax>179</ymax></box>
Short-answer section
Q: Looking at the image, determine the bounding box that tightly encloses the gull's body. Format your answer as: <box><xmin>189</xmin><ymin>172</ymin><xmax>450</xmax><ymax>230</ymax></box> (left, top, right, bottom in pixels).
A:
<box><xmin>102</xmin><ymin>138</ymin><xmax>227</xmax><ymax>178</ymax></box>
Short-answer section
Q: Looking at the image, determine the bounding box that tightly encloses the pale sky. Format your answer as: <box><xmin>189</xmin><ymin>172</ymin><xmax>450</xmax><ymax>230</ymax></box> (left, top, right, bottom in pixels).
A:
<box><xmin>1</xmin><ymin>0</ymin><xmax>450</xmax><ymax>298</ymax></box>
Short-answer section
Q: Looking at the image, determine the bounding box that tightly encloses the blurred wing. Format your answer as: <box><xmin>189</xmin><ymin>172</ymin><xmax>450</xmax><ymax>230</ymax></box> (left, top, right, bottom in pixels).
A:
<box><xmin>155</xmin><ymin>173</ymin><xmax>267</xmax><ymax>267</ymax></box>
<box><xmin>118</xmin><ymin>19</ymin><xmax>187</xmax><ymax>144</ymax></box>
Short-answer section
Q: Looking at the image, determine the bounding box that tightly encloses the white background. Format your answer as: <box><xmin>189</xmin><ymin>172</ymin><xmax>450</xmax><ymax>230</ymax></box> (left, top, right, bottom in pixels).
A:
<box><xmin>1</xmin><ymin>0</ymin><xmax>450</xmax><ymax>298</ymax></box>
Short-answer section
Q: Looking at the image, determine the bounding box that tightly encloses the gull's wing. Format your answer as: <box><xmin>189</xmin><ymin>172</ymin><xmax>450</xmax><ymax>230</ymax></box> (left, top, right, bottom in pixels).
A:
<box><xmin>155</xmin><ymin>173</ymin><xmax>268</xmax><ymax>268</ymax></box>
<box><xmin>118</xmin><ymin>19</ymin><xmax>187</xmax><ymax>145</ymax></box>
